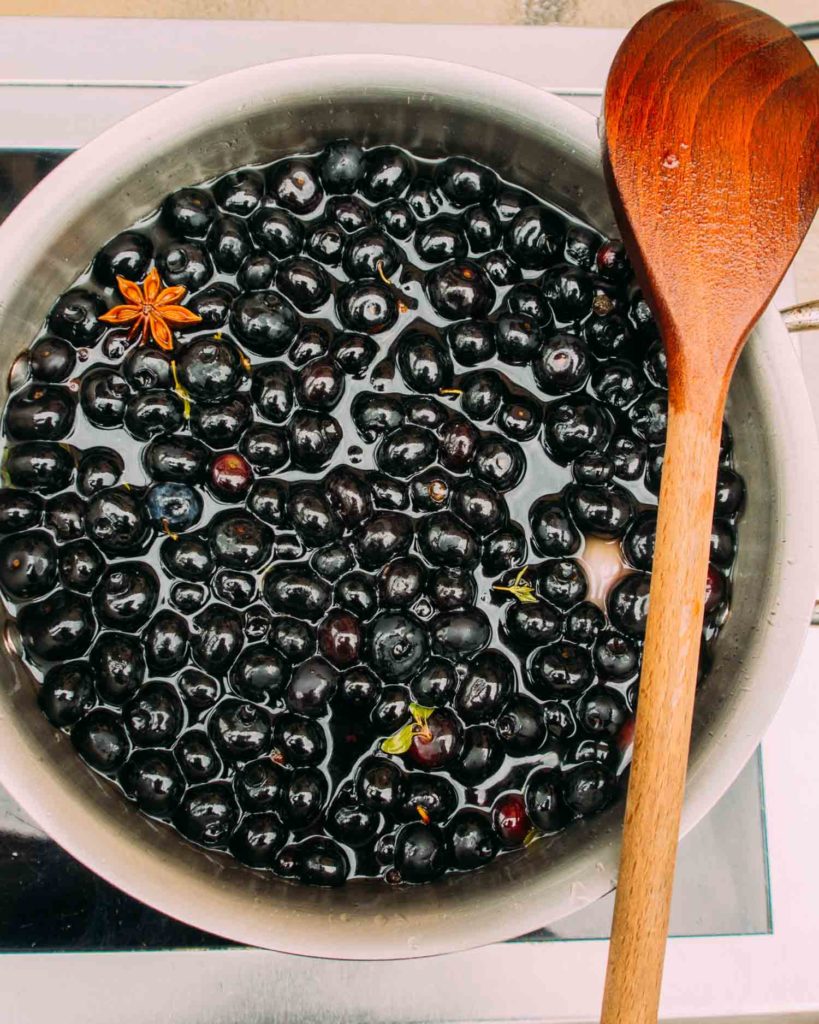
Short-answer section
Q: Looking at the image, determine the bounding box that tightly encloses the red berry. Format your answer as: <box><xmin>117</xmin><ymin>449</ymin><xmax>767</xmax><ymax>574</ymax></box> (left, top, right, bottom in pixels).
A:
<box><xmin>704</xmin><ymin>563</ymin><xmax>725</xmax><ymax>615</ymax></box>
<box><xmin>408</xmin><ymin>709</ymin><xmax>462</xmax><ymax>769</ymax></box>
<box><xmin>210</xmin><ymin>452</ymin><xmax>252</xmax><ymax>499</ymax></box>
<box><xmin>317</xmin><ymin>608</ymin><xmax>362</xmax><ymax>668</ymax></box>
<box><xmin>492</xmin><ymin>792</ymin><xmax>530</xmax><ymax>846</ymax></box>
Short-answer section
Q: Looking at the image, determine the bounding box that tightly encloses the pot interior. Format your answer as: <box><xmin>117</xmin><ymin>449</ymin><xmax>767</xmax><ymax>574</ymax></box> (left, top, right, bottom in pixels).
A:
<box><xmin>0</xmin><ymin>56</ymin><xmax>812</xmax><ymax>959</ymax></box>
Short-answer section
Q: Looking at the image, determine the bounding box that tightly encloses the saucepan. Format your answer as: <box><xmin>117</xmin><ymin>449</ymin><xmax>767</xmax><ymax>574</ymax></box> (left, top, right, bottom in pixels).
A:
<box><xmin>0</xmin><ymin>55</ymin><xmax>815</xmax><ymax>959</ymax></box>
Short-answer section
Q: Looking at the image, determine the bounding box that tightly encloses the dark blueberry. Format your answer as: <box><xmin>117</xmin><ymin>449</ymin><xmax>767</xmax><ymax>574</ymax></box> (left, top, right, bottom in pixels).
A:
<box><xmin>282</xmin><ymin>767</ymin><xmax>328</xmax><ymax>827</ymax></box>
<box><xmin>367</xmin><ymin>612</ymin><xmax>428</xmax><ymax>683</ymax></box>
<box><xmin>245</xmin><ymin>481</ymin><xmax>287</xmax><ymax>531</ymax></box>
<box><xmin>426</xmin><ymin>260</ymin><xmax>494</xmax><ymax>320</ymax></box>
<box><xmin>336</xmin><ymin>280</ymin><xmax>398</xmax><ymax>335</ymax></box>
<box><xmin>311</xmin><ymin>543</ymin><xmax>355</xmax><ymax>582</ymax></box>
<box><xmin>447</xmin><ymin>810</ymin><xmax>497</xmax><ymax>870</ymax></box>
<box><xmin>593</xmin><ymin>631</ymin><xmax>639</xmax><ymax>679</ymax></box>
<box><xmin>191</xmin><ymin>603</ymin><xmax>243</xmax><ymax>673</ymax></box>
<box><xmin>162</xmin><ymin>186</ymin><xmax>216</xmax><ymax>239</ymax></box>
<box><xmin>335</xmin><ymin>571</ymin><xmax>378</xmax><ymax>620</ymax></box>
<box><xmin>472</xmin><ymin>435</ymin><xmax>525</xmax><ymax>492</ymax></box>
<box><xmin>418</xmin><ymin>512</ymin><xmax>479</xmax><ymax>569</ymax></box>
<box><xmin>405</xmin><ymin>398</ymin><xmax>447</xmax><ymax>431</ymax></box>
<box><xmin>48</xmin><ymin>289</ymin><xmax>106</xmax><ymax>347</ymax></box>
<box><xmin>274</xmin><ymin>713</ymin><xmax>326</xmax><ymax>767</ymax></box>
<box><xmin>6</xmin><ymin>383</ymin><xmax>75</xmax><ymax>442</ymax></box>
<box><xmin>101</xmin><ymin>330</ymin><xmax>133</xmax><ymax>361</ymax></box>
<box><xmin>643</xmin><ymin>340</ymin><xmax>668</xmax><ymax>388</ymax></box>
<box><xmin>644</xmin><ymin>444</ymin><xmax>665</xmax><ymax>496</ymax></box>
<box><xmin>544</xmin><ymin>700</ymin><xmax>577</xmax><ymax>740</ymax></box>
<box><xmin>338</xmin><ymin>665</ymin><xmax>381</xmax><ymax>708</ymax></box>
<box><xmin>406</xmin><ymin>178</ymin><xmax>444</xmax><ymax>220</ymax></box>
<box><xmin>564</xmin><ymin>225</ymin><xmax>600</xmax><ymax>268</ymax></box>
<box><xmin>120</xmin><ymin>750</ymin><xmax>184</xmax><ymax>817</ymax></box>
<box><xmin>394</xmin><ymin>822</ymin><xmax>445</xmax><ymax>882</ymax></box>
<box><xmin>397</xmin><ymin>333</ymin><xmax>453</xmax><ymax>394</ymax></box>
<box><xmin>157</xmin><ymin>240</ymin><xmax>212</xmax><ymax>291</ymax></box>
<box><xmin>408</xmin><ymin>468</ymin><xmax>454</xmax><ymax>512</ymax></box>
<box><xmin>123</xmin><ymin>347</ymin><xmax>171</xmax><ymax>391</ymax></box>
<box><xmin>482</xmin><ymin>524</ymin><xmax>528</xmax><ymax>575</ymax></box>
<box><xmin>161</xmin><ymin>534</ymin><xmax>212</xmax><ymax>582</ymax></box>
<box><xmin>715</xmin><ymin>467</ymin><xmax>745</xmax><ymax>518</ymax></box>
<box><xmin>505</xmin><ymin>282</ymin><xmax>552</xmax><ymax>325</ymax></box>
<box><xmin>415</xmin><ymin>216</ymin><xmax>467</xmax><ymax>264</ymax></box>
<box><xmin>567</xmin><ymin>483</ymin><xmax>635</xmax><ymax>539</ymax></box>
<box><xmin>145</xmin><ymin>482</ymin><xmax>202</xmax><ymax>534</ymax></box>
<box><xmin>186</xmin><ymin>282</ymin><xmax>237</xmax><ymax>329</ymax></box>
<box><xmin>607</xmin><ymin>572</ymin><xmax>651</xmax><ymax>637</ymax></box>
<box><xmin>399</xmin><ymin>773</ymin><xmax>457</xmax><ymax>824</ymax></box>
<box><xmin>230</xmin><ymin>812</ymin><xmax>286</xmax><ymax>868</ymax></box>
<box><xmin>143</xmin><ymin>609</ymin><xmax>189</xmax><ymax>674</ymax></box>
<box><xmin>628</xmin><ymin>293</ymin><xmax>658</xmax><ymax>340</ymax></box>
<box><xmin>564</xmin><ymin>601</ymin><xmax>605</xmax><ymax>644</ymax></box>
<box><xmin>0</xmin><ymin>529</ymin><xmax>57</xmax><ymax>599</ymax></box>
<box><xmin>577</xmin><ymin>689</ymin><xmax>628</xmax><ymax>743</ymax></box>
<box><xmin>238</xmin><ymin>251</ymin><xmax>276</xmax><ymax>291</ymax></box>
<box><xmin>44</xmin><ymin>492</ymin><xmax>85</xmax><ymax>542</ymax></box>
<box><xmin>264</xmin><ymin>566</ymin><xmax>332</xmax><ymax>622</ymax></box>
<box><xmin>177</xmin><ymin>336</ymin><xmax>244</xmax><ymax>403</ymax></box>
<box><xmin>354</xmin><ymin>512</ymin><xmax>413</xmax><ymax>569</ymax></box>
<box><xmin>452</xmin><ymin>725</ymin><xmax>502</xmax><ymax>785</ymax></box>
<box><xmin>331</xmin><ymin>332</ymin><xmax>377</xmax><ymax>376</ymax></box>
<box><xmin>125</xmin><ymin>390</ymin><xmax>184</xmax><ymax>440</ymax></box>
<box><xmin>289</xmin><ymin>324</ymin><xmax>331</xmax><ymax>366</ymax></box>
<box><xmin>81</xmin><ymin>367</ymin><xmax>130</xmax><ymax>428</ymax></box>
<box><xmin>435</xmin><ymin>156</ymin><xmax>497</xmax><ymax>206</ymax></box>
<box><xmin>342</xmin><ymin>227</ymin><xmax>401</xmax><ymax>279</ymax></box>
<box><xmin>529</xmin><ymin>641</ymin><xmax>593</xmax><ymax>697</ymax></box>
<box><xmin>491</xmin><ymin>792</ymin><xmax>530</xmax><ymax>847</ymax></box>
<box><xmin>572</xmin><ymin>451</ymin><xmax>615</xmax><ymax>486</ymax></box>
<box><xmin>351</xmin><ymin>394</ymin><xmax>403</xmax><ymax>444</ymax></box>
<box><xmin>174</xmin><ymin>782</ymin><xmax>239</xmax><ymax>848</ymax></box>
<box><xmin>322</xmin><ymin>467</ymin><xmax>372</xmax><ymax>528</ymax></box>
<box><xmin>242</xmin><ymin>603</ymin><xmax>273</xmax><ymax>642</ymax></box>
<box><xmin>542</xmin><ymin>395</ymin><xmax>611</xmax><ymax>464</ymax></box>
<box><xmin>455</xmin><ymin>649</ymin><xmax>514</xmax><ymax>723</ymax></box>
<box><xmin>584</xmin><ymin>312</ymin><xmax>629</xmax><ymax>358</ymax></box>
<box><xmin>295</xmin><ymin>358</ymin><xmax>344</xmax><ymax>411</ymax></box>
<box><xmin>376</xmin><ymin>198</ymin><xmax>416</xmax><ymax>239</ymax></box>
<box><xmin>563</xmin><ymin>763</ymin><xmax>616</xmax><ymax>816</ymax></box>
<box><xmin>624</xmin><ymin>512</ymin><xmax>656</xmax><ymax>571</ymax></box>
<box><xmin>287</xmin><ymin>410</ymin><xmax>342</xmax><ymax>472</ymax></box>
<box><xmin>194</xmin><ymin>401</ymin><xmax>252</xmax><ymax>455</ymax></box>
<box><xmin>428</xmin><ymin>567</ymin><xmax>477</xmax><ymax>612</ymax></box>
<box><xmin>207</xmin><ymin>215</ymin><xmax>252</xmax><ymax>274</ymax></box>
<box><xmin>409</xmin><ymin>657</ymin><xmax>456</xmax><ymax>708</ymax></box>
<box><xmin>0</xmin><ymin>488</ymin><xmax>42</xmax><ymax>533</ymax></box>
<box><xmin>629</xmin><ymin>389</ymin><xmax>668</xmax><ymax>445</ymax></box>
<box><xmin>89</xmin><ymin>632</ymin><xmax>145</xmax><ymax>705</ymax></box>
<box><xmin>493</xmin><ymin>314</ymin><xmax>542</xmax><ymax>366</ymax></box>
<box><xmin>609</xmin><ymin>433</ymin><xmax>647</xmax><ymax>481</ymax></box>
<box><xmin>305</xmin><ymin>220</ymin><xmax>344</xmax><ymax>266</ymax></box>
<box><xmin>505</xmin><ymin>206</ymin><xmax>565</xmax><ymax>270</ymax></box>
<box><xmin>177</xmin><ymin>667</ymin><xmax>221</xmax><ymax>710</ymax></box>
<box><xmin>497</xmin><ymin>695</ymin><xmax>546</xmax><ymax>754</ymax></box>
<box><xmin>94</xmin><ymin>562</ymin><xmax>158</xmax><ymax>635</ymax></box>
<box><xmin>124</xmin><ymin>681</ymin><xmax>183</xmax><ymax>748</ymax></box>
<box><xmin>285</xmin><ymin>484</ymin><xmax>340</xmax><ymax>548</ymax></box>
<box><xmin>38</xmin><ymin>662</ymin><xmax>96</xmax><ymax>727</ymax></box>
<box><xmin>174</xmin><ymin>731</ymin><xmax>221</xmax><ymax>783</ymax></box>
<box><xmin>541</xmin><ymin>265</ymin><xmax>594</xmax><ymax>321</ymax></box>
<box><xmin>371</xmin><ymin>684</ymin><xmax>411</xmax><ymax>731</ymax></box>
<box><xmin>430</xmin><ymin>607</ymin><xmax>490</xmax><ymax>658</ymax></box>
<box><xmin>58</xmin><ymin>539</ymin><xmax>103</xmax><ymax>594</ymax></box>
<box><xmin>377</xmin><ymin>556</ymin><xmax>426</xmax><ymax>609</ymax></box>
<box><xmin>318</xmin><ymin>139</ymin><xmax>364</xmax><ymax>193</ymax></box>
<box><xmin>460</xmin><ymin>370</ymin><xmax>504</xmax><ymax>421</ymax></box>
<box><xmin>525</xmin><ymin>768</ymin><xmax>568</xmax><ymax>832</ymax></box>
<box><xmin>92</xmin><ymin>230</ymin><xmax>152</xmax><ymax>286</ymax></box>
<box><xmin>144</xmin><ymin>435</ymin><xmax>208</xmax><ymax>484</ymax></box>
<box><xmin>250</xmin><ymin>204</ymin><xmax>303</xmax><ymax>258</ymax></box>
<box><xmin>299</xmin><ymin>837</ymin><xmax>349</xmax><ymax>887</ymax></box>
<box><xmin>571</xmin><ymin>736</ymin><xmax>619</xmax><ymax>767</ymax></box>
<box><xmin>361</xmin><ymin>147</ymin><xmax>414</xmax><ymax>202</ymax></box>
<box><xmin>596</xmin><ymin>240</ymin><xmax>631</xmax><ymax>282</ymax></box>
<box><xmin>504</xmin><ymin>601</ymin><xmax>562</xmax><ymax>648</ymax></box>
<box><xmin>461</xmin><ymin>204</ymin><xmax>502</xmax><ymax>253</ymax></box>
<box><xmin>235</xmin><ymin>758</ymin><xmax>285</xmax><ymax>812</ymax></box>
<box><xmin>536</xmin><ymin>558</ymin><xmax>587</xmax><ymax>609</ymax></box>
<box><xmin>267</xmin><ymin>159</ymin><xmax>323</xmax><ymax>214</ymax></box>
<box><xmin>239</xmin><ymin>424</ymin><xmax>289</xmax><ymax>473</ymax></box>
<box><xmin>72</xmin><ymin>709</ymin><xmax>129</xmax><ymax>773</ymax></box>
<box><xmin>29</xmin><ymin>337</ymin><xmax>76</xmax><ymax>383</ymax></box>
<box><xmin>315</xmin><ymin>609</ymin><xmax>361</xmax><ymax>668</ymax></box>
<box><xmin>438</xmin><ymin>416</ymin><xmax>479</xmax><ymax>474</ymax></box>
<box><xmin>482</xmin><ymin>249</ymin><xmax>522</xmax><ymax>286</ymax></box>
<box><xmin>275</xmin><ymin>257</ymin><xmax>332</xmax><ymax>314</ymax></box>
<box><xmin>285</xmin><ymin>656</ymin><xmax>339</xmax><ymax>716</ymax></box>
<box><xmin>446</xmin><ymin>320</ymin><xmax>495</xmax><ymax>366</ymax></box>
<box><xmin>171</xmin><ymin>581</ymin><xmax>208</xmax><ymax>614</ymax></box>
<box><xmin>710</xmin><ymin>519</ymin><xmax>736</xmax><ymax>569</ymax></box>
<box><xmin>230</xmin><ymin>291</ymin><xmax>299</xmax><ymax>357</ymax></box>
<box><xmin>327</xmin><ymin>792</ymin><xmax>381</xmax><ymax>848</ymax></box>
<box><xmin>208</xmin><ymin>510</ymin><xmax>272</xmax><ymax>571</ymax></box>
<box><xmin>209</xmin><ymin>699</ymin><xmax>270</xmax><ymax>761</ymax></box>
<box><xmin>212</xmin><ymin>168</ymin><xmax>264</xmax><ymax>216</ymax></box>
<box><xmin>356</xmin><ymin>757</ymin><xmax>404</xmax><ymax>810</ymax></box>
<box><xmin>327</xmin><ymin>195</ymin><xmax>373</xmax><ymax>232</ymax></box>
<box><xmin>533</xmin><ymin>333</ymin><xmax>590</xmax><ymax>394</ymax></box>
<box><xmin>451</xmin><ymin>479</ymin><xmax>507</xmax><ymax>536</ymax></box>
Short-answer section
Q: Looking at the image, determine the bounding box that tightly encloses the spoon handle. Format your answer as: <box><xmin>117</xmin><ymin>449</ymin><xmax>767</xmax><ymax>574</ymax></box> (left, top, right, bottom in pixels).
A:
<box><xmin>601</xmin><ymin>392</ymin><xmax>725</xmax><ymax>1024</ymax></box>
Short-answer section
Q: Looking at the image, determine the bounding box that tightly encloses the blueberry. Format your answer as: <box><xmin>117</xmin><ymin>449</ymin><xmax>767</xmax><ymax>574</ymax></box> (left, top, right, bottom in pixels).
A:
<box><xmin>351</xmin><ymin>392</ymin><xmax>404</xmax><ymax>442</ymax></box>
<box><xmin>264</xmin><ymin>566</ymin><xmax>332</xmax><ymax>622</ymax></box>
<box><xmin>472</xmin><ymin>435</ymin><xmax>525</xmax><ymax>491</ymax></box>
<box><xmin>176</xmin><ymin>667</ymin><xmax>221</xmax><ymax>711</ymax></box>
<box><xmin>455</xmin><ymin>649</ymin><xmax>514</xmax><ymax>723</ymax></box>
<box><xmin>144</xmin><ymin>435</ymin><xmax>208</xmax><ymax>484</ymax></box>
<box><xmin>629</xmin><ymin>389</ymin><xmax>668</xmax><ymax>445</ymax></box>
<box><xmin>426</xmin><ymin>260</ymin><xmax>494</xmax><ymax>320</ymax></box>
<box><xmin>525</xmin><ymin>768</ymin><xmax>568</xmax><ymax>832</ymax></box>
<box><xmin>438</xmin><ymin>416</ymin><xmax>479</xmax><ymax>473</ymax></box>
<box><xmin>58</xmin><ymin>539</ymin><xmax>104</xmax><ymax>593</ymax></box>
<box><xmin>542</xmin><ymin>396</ymin><xmax>611</xmax><ymax>464</ymax></box>
<box><xmin>430</xmin><ymin>608</ymin><xmax>490</xmax><ymax>659</ymax></box>
<box><xmin>367</xmin><ymin>611</ymin><xmax>428</xmax><ymax>683</ymax></box>
<box><xmin>319</xmin><ymin>139</ymin><xmax>365</xmax><ymax>193</ymax></box>
<box><xmin>533</xmin><ymin>333</ymin><xmax>590</xmax><ymax>394</ymax></box>
<box><xmin>565</xmin><ymin>225</ymin><xmax>601</xmax><ymax>269</ymax></box>
<box><xmin>161</xmin><ymin>534</ymin><xmax>212</xmax><ymax>582</ymax></box>
<box><xmin>593</xmin><ymin>631</ymin><xmax>639</xmax><ymax>679</ymax></box>
<box><xmin>461</xmin><ymin>370</ymin><xmax>504</xmax><ymax>421</ymax></box>
<box><xmin>596</xmin><ymin>239</ymin><xmax>631</xmax><ymax>282</ymax></box>
<box><xmin>207</xmin><ymin>215</ymin><xmax>252</xmax><ymax>274</ymax></box>
<box><xmin>609</xmin><ymin>433</ymin><xmax>647</xmax><ymax>481</ymax></box>
<box><xmin>250</xmin><ymin>205</ymin><xmax>303</xmax><ymax>258</ymax></box>
<box><xmin>567</xmin><ymin>483</ymin><xmax>635</xmax><ymax>539</ymax></box>
<box><xmin>542</xmin><ymin>265</ymin><xmax>594</xmax><ymax>321</ymax></box>
<box><xmin>343</xmin><ymin>228</ymin><xmax>401</xmax><ymax>279</ymax></box>
<box><xmin>311</xmin><ymin>543</ymin><xmax>355</xmax><ymax>582</ymax></box>
<box><xmin>162</xmin><ymin>187</ymin><xmax>216</xmax><ymax>239</ymax></box>
<box><xmin>230</xmin><ymin>812</ymin><xmax>286</xmax><ymax>868</ymax></box>
<box><xmin>331</xmin><ymin>332</ymin><xmax>377</xmax><ymax>376</ymax></box>
<box><xmin>276</xmin><ymin>257</ymin><xmax>332</xmax><ymax>313</ymax></box>
<box><xmin>290</xmin><ymin>324</ymin><xmax>331</xmax><ymax>366</ymax></box>
<box><xmin>495</xmin><ymin>315</ymin><xmax>543</xmax><ymax>365</ymax></box>
<box><xmin>565</xmin><ymin>601</ymin><xmax>605</xmax><ymax>644</ymax></box>
<box><xmin>336</xmin><ymin>281</ymin><xmax>398</xmax><ymax>334</ymax></box>
<box><xmin>643</xmin><ymin>340</ymin><xmax>668</xmax><ymax>388</ymax></box>
<box><xmin>399</xmin><ymin>772</ymin><xmax>457</xmax><ymax>822</ymax></box>
<box><xmin>305</xmin><ymin>220</ymin><xmax>344</xmax><ymax>266</ymax></box>
<box><xmin>193</xmin><ymin>398</ymin><xmax>252</xmax><ymax>452</ymax></box>
<box><xmin>608</xmin><ymin>572</ymin><xmax>651</xmax><ymax>637</ymax></box>
<box><xmin>452</xmin><ymin>479</ymin><xmax>507</xmax><ymax>536</ymax></box>
<box><xmin>239</xmin><ymin>424</ymin><xmax>288</xmax><ymax>474</ymax></box>
<box><xmin>462</xmin><ymin>205</ymin><xmax>501</xmax><ymax>252</ymax></box>
<box><xmin>482</xmin><ymin>524</ymin><xmax>528</xmax><ymax>575</ymax></box>
<box><xmin>6</xmin><ymin>383</ymin><xmax>75</xmax><ymax>441</ymax></box>
<box><xmin>48</xmin><ymin>289</ymin><xmax>106</xmax><ymax>347</ymax></box>
<box><xmin>376</xmin><ymin>199</ymin><xmax>416</xmax><ymax>239</ymax></box>
<box><xmin>144</xmin><ymin>482</ymin><xmax>202</xmax><ymax>535</ymax></box>
<box><xmin>481</xmin><ymin>250</ymin><xmax>522</xmax><ymax>287</ymax></box>
<box><xmin>238</xmin><ymin>251</ymin><xmax>276</xmax><ymax>291</ymax></box>
<box><xmin>125</xmin><ymin>390</ymin><xmax>184</xmax><ymax>440</ymax></box>
<box><xmin>235</xmin><ymin>758</ymin><xmax>285</xmax><ymax>811</ymax></box>
<box><xmin>354</xmin><ymin>512</ymin><xmax>413</xmax><ymax>569</ymax></box>
<box><xmin>361</xmin><ymin>147</ymin><xmax>414</xmax><ymax>202</ymax></box>
<box><xmin>624</xmin><ymin>511</ymin><xmax>656</xmax><ymax>570</ymax></box>
<box><xmin>29</xmin><ymin>337</ymin><xmax>76</xmax><ymax>383</ymax></box>
<box><xmin>710</xmin><ymin>519</ymin><xmax>737</xmax><ymax>568</ymax></box>
<box><xmin>267</xmin><ymin>159</ymin><xmax>323</xmax><ymax>214</ymax></box>
<box><xmin>212</xmin><ymin>168</ymin><xmax>264</xmax><ymax>216</ymax></box>
<box><xmin>645</xmin><ymin>444</ymin><xmax>665</xmax><ymax>496</ymax></box>
<box><xmin>174</xmin><ymin>782</ymin><xmax>239</xmax><ymax>848</ymax></box>
<box><xmin>504</xmin><ymin>602</ymin><xmax>562</xmax><ymax>648</ymax></box>
<box><xmin>328</xmin><ymin>195</ymin><xmax>373</xmax><ymax>232</ymax></box>
<box><xmin>209</xmin><ymin>510</ymin><xmax>272</xmax><ymax>571</ymax></box>
<box><xmin>282</xmin><ymin>767</ymin><xmax>328</xmax><ymax>827</ymax></box>
<box><xmin>287</xmin><ymin>410</ymin><xmax>342</xmax><ymax>471</ymax></box>
<box><xmin>210</xmin><ymin>699</ymin><xmax>271</xmax><ymax>761</ymax></box>
<box><xmin>123</xmin><ymin>347</ymin><xmax>172</xmax><ymax>391</ymax></box>
<box><xmin>327</xmin><ymin>791</ymin><xmax>381</xmax><ymax>848</ymax></box>
<box><xmin>585</xmin><ymin>312</ymin><xmax>629</xmax><ymax>358</ymax></box>
<box><xmin>0</xmin><ymin>530</ymin><xmax>57</xmax><ymax>599</ymax></box>
<box><xmin>436</xmin><ymin>157</ymin><xmax>498</xmax><ymax>206</ymax></box>
<box><xmin>505</xmin><ymin>282</ymin><xmax>552</xmax><ymax>325</ymax></box>
<box><xmin>298</xmin><ymin>837</ymin><xmax>349</xmax><ymax>887</ymax></box>
<box><xmin>529</xmin><ymin>641</ymin><xmax>593</xmax><ymax>697</ymax></box>
<box><xmin>428</xmin><ymin>567</ymin><xmax>477</xmax><ymax>611</ymax></box>
<box><xmin>446</xmin><ymin>320</ymin><xmax>495</xmax><ymax>365</ymax></box>
<box><xmin>715</xmin><ymin>467</ymin><xmax>745</xmax><ymax>518</ymax></box>
<box><xmin>335</xmin><ymin>571</ymin><xmax>378</xmax><ymax>621</ymax></box>
<box><xmin>0</xmin><ymin>488</ymin><xmax>42</xmax><ymax>533</ymax></box>
<box><xmin>296</xmin><ymin>358</ymin><xmax>345</xmax><ymax>411</ymax></box>
<box><xmin>186</xmin><ymin>282</ymin><xmax>237</xmax><ymax>329</ymax></box>
<box><xmin>93</xmin><ymin>231</ymin><xmax>153</xmax><ymax>287</ymax></box>
<box><xmin>397</xmin><ymin>333</ymin><xmax>453</xmax><ymax>394</ymax></box>
<box><xmin>230</xmin><ymin>291</ymin><xmax>299</xmax><ymax>356</ymax></box>
<box><xmin>563</xmin><ymin>763</ymin><xmax>616</xmax><ymax>816</ymax></box>
<box><xmin>38</xmin><ymin>662</ymin><xmax>96</xmax><ymax>727</ymax></box>
<box><xmin>81</xmin><ymin>367</ymin><xmax>130</xmax><ymax>428</ymax></box>
<box><xmin>18</xmin><ymin>590</ymin><xmax>95</xmax><ymax>663</ymax></box>
<box><xmin>124</xmin><ymin>681</ymin><xmax>184</xmax><ymax>748</ymax></box>
<box><xmin>537</xmin><ymin>557</ymin><xmax>588</xmax><ymax>609</ymax></box>
<box><xmin>274</xmin><ymin>713</ymin><xmax>326</xmax><ymax>767</ymax></box>
<box><xmin>45</xmin><ymin>492</ymin><xmax>86</xmax><ymax>542</ymax></box>
<box><xmin>356</xmin><ymin>757</ymin><xmax>404</xmax><ymax>810</ymax></box>
<box><xmin>497</xmin><ymin>695</ymin><xmax>546</xmax><ymax>754</ymax></box>
<box><xmin>395</xmin><ymin>822</ymin><xmax>446</xmax><ymax>882</ymax></box>
<box><xmin>324</xmin><ymin>466</ymin><xmax>373</xmax><ymax>526</ymax></box>
<box><xmin>497</xmin><ymin>396</ymin><xmax>541</xmax><ymax>441</ymax></box>
<box><xmin>407</xmin><ymin>178</ymin><xmax>444</xmax><ymax>220</ymax></box>
<box><xmin>121</xmin><ymin>749</ymin><xmax>185</xmax><ymax>817</ymax></box>
<box><xmin>415</xmin><ymin>216</ymin><xmax>467</xmax><ymax>264</ymax></box>
<box><xmin>505</xmin><ymin>206</ymin><xmax>565</xmax><ymax>269</ymax></box>
<box><xmin>191</xmin><ymin>603</ymin><xmax>244</xmax><ymax>673</ymax></box>
<box><xmin>409</xmin><ymin>468</ymin><xmax>455</xmax><ymax>511</ymax></box>
<box><xmin>448</xmin><ymin>810</ymin><xmax>497</xmax><ymax>869</ymax></box>
<box><xmin>285</xmin><ymin>656</ymin><xmax>339</xmax><ymax>716</ymax></box>
<box><xmin>157</xmin><ymin>241</ymin><xmax>213</xmax><ymax>291</ymax></box>
<box><xmin>72</xmin><ymin>709</ymin><xmax>129</xmax><ymax>773</ymax></box>
<box><xmin>143</xmin><ymin>609</ymin><xmax>189</xmax><ymax>674</ymax></box>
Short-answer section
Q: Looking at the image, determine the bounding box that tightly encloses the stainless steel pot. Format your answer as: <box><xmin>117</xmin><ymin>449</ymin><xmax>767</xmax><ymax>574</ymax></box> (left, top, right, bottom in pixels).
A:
<box><xmin>0</xmin><ymin>55</ymin><xmax>815</xmax><ymax>960</ymax></box>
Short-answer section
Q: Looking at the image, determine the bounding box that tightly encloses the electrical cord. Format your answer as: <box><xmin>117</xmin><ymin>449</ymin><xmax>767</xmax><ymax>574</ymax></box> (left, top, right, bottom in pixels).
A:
<box><xmin>790</xmin><ymin>22</ymin><xmax>819</xmax><ymax>40</ymax></box>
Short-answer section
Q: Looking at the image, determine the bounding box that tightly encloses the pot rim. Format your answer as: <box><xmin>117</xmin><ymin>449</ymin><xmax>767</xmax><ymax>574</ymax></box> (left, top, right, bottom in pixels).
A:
<box><xmin>0</xmin><ymin>52</ymin><xmax>815</xmax><ymax>960</ymax></box>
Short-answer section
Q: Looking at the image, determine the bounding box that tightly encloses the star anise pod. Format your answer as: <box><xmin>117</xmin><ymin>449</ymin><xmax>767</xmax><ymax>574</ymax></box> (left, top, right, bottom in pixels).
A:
<box><xmin>98</xmin><ymin>267</ymin><xmax>201</xmax><ymax>351</ymax></box>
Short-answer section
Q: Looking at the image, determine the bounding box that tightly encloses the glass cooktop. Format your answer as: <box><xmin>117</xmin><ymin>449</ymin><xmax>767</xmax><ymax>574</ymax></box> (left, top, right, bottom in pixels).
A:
<box><xmin>0</xmin><ymin>150</ymin><xmax>772</xmax><ymax>952</ymax></box>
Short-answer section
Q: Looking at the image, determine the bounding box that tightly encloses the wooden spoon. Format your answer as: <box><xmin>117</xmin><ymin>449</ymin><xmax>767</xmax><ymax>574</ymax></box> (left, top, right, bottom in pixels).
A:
<box><xmin>600</xmin><ymin>3</ymin><xmax>819</xmax><ymax>1022</ymax></box>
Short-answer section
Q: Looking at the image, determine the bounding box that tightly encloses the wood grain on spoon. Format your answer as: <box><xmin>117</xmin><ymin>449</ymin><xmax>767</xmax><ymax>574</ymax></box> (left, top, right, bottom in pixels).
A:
<box><xmin>600</xmin><ymin>3</ymin><xmax>819</xmax><ymax>1023</ymax></box>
